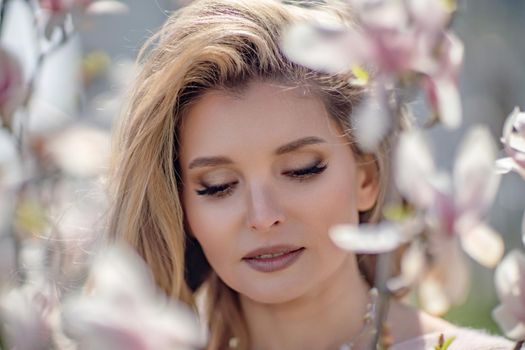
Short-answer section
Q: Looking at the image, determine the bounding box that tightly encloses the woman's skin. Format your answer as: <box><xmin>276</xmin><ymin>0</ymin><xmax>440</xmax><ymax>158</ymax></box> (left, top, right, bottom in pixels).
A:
<box><xmin>180</xmin><ymin>81</ymin><xmax>454</xmax><ymax>350</ymax></box>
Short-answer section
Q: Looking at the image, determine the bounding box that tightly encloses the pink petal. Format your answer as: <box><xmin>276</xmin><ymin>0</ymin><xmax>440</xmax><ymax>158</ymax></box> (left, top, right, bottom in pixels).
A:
<box><xmin>395</xmin><ymin>131</ymin><xmax>436</xmax><ymax>209</ymax></box>
<box><xmin>61</xmin><ymin>245</ymin><xmax>207</xmax><ymax>349</ymax></box>
<box><xmin>329</xmin><ymin>223</ymin><xmax>404</xmax><ymax>253</ymax></box>
<box><xmin>0</xmin><ymin>47</ymin><xmax>25</xmax><ymax>120</ymax></box>
<box><xmin>493</xmin><ymin>304</ymin><xmax>525</xmax><ymax>340</ymax></box>
<box><xmin>426</xmin><ymin>235</ymin><xmax>470</xmax><ymax>308</ymax></box>
<box><xmin>453</xmin><ymin>125</ymin><xmax>500</xmax><ymax>219</ymax></box>
<box><xmin>281</xmin><ymin>22</ymin><xmax>365</xmax><ymax>74</ymax></box>
<box><xmin>408</xmin><ymin>0</ymin><xmax>452</xmax><ymax>33</ymax></box>
<box><xmin>427</xmin><ymin>178</ymin><xmax>456</xmax><ymax>236</ymax></box>
<box><xmin>459</xmin><ymin>223</ymin><xmax>504</xmax><ymax>268</ymax></box>
<box><xmin>350</xmin><ymin>0</ymin><xmax>408</xmax><ymax>30</ymax></box>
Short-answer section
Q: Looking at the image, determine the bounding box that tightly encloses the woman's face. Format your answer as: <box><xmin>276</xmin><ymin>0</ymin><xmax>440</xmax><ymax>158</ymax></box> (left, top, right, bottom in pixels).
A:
<box><xmin>180</xmin><ymin>81</ymin><xmax>378</xmax><ymax>304</ymax></box>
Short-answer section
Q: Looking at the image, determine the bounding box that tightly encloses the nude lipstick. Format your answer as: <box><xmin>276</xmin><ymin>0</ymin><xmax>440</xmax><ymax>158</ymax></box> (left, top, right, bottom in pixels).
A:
<box><xmin>242</xmin><ymin>245</ymin><xmax>305</xmax><ymax>273</ymax></box>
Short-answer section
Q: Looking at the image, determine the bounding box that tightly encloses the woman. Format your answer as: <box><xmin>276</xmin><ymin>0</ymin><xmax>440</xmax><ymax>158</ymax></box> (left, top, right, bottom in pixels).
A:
<box><xmin>108</xmin><ymin>0</ymin><xmax>512</xmax><ymax>349</ymax></box>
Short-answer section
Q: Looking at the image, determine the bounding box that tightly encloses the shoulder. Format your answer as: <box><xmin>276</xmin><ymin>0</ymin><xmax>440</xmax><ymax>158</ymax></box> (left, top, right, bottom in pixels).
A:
<box><xmin>391</xmin><ymin>327</ymin><xmax>514</xmax><ymax>350</ymax></box>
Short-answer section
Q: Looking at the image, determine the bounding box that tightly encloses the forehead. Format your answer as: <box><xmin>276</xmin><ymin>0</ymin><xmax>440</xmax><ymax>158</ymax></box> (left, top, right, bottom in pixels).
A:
<box><xmin>179</xmin><ymin>81</ymin><xmax>345</xmax><ymax>164</ymax></box>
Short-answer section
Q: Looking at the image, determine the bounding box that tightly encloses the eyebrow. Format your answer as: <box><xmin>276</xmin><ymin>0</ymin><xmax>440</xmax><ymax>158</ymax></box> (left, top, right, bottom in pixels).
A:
<box><xmin>187</xmin><ymin>136</ymin><xmax>326</xmax><ymax>169</ymax></box>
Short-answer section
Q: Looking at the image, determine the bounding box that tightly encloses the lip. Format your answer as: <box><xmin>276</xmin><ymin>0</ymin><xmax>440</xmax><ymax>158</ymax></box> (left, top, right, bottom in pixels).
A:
<box><xmin>242</xmin><ymin>245</ymin><xmax>305</xmax><ymax>273</ymax></box>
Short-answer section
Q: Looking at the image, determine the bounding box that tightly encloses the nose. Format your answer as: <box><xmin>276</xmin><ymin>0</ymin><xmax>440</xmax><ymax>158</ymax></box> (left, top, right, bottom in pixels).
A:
<box><xmin>245</xmin><ymin>182</ymin><xmax>285</xmax><ymax>232</ymax></box>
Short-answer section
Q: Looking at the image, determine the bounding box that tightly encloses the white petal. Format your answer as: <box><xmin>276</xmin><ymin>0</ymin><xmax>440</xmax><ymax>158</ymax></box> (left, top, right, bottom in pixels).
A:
<box><xmin>281</xmin><ymin>22</ymin><xmax>364</xmax><ymax>74</ymax></box>
<box><xmin>86</xmin><ymin>0</ymin><xmax>129</xmax><ymax>15</ymax></box>
<box><xmin>90</xmin><ymin>245</ymin><xmax>156</xmax><ymax>301</ymax></box>
<box><xmin>0</xmin><ymin>128</ymin><xmax>22</xmax><ymax>188</ymax></box>
<box><xmin>352</xmin><ymin>96</ymin><xmax>391</xmax><ymax>152</ymax></box>
<box><xmin>395</xmin><ymin>130</ymin><xmax>436</xmax><ymax>208</ymax></box>
<box><xmin>434</xmin><ymin>77</ymin><xmax>462</xmax><ymax>129</ymax></box>
<box><xmin>46</xmin><ymin>126</ymin><xmax>110</xmax><ymax>177</ymax></box>
<box><xmin>494</xmin><ymin>250</ymin><xmax>525</xmax><ymax>314</ymax></box>
<box><xmin>0</xmin><ymin>287</ymin><xmax>52</xmax><ymax>349</ymax></box>
<box><xmin>387</xmin><ymin>240</ymin><xmax>426</xmax><ymax>292</ymax></box>
<box><xmin>454</xmin><ymin>125</ymin><xmax>500</xmax><ymax>218</ymax></box>
<box><xmin>492</xmin><ymin>304</ymin><xmax>525</xmax><ymax>340</ymax></box>
<box><xmin>459</xmin><ymin>223</ymin><xmax>504</xmax><ymax>268</ymax></box>
<box><xmin>419</xmin><ymin>275</ymin><xmax>451</xmax><ymax>316</ymax></box>
<box><xmin>502</xmin><ymin>107</ymin><xmax>521</xmax><ymax>142</ymax></box>
<box><xmin>502</xmin><ymin>107</ymin><xmax>525</xmax><ymax>152</ymax></box>
<box><xmin>495</xmin><ymin>157</ymin><xmax>516</xmax><ymax>175</ymax></box>
<box><xmin>329</xmin><ymin>223</ymin><xmax>403</xmax><ymax>253</ymax></box>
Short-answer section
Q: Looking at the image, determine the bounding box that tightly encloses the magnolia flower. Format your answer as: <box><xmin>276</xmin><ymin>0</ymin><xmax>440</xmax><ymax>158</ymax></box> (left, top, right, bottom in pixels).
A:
<box><xmin>396</xmin><ymin>126</ymin><xmax>504</xmax><ymax>268</ymax></box>
<box><xmin>496</xmin><ymin>107</ymin><xmax>525</xmax><ymax>179</ymax></box>
<box><xmin>0</xmin><ymin>47</ymin><xmax>25</xmax><ymax>125</ymax></box>
<box><xmin>330</xmin><ymin>126</ymin><xmax>503</xmax><ymax>315</ymax></box>
<box><xmin>493</xmin><ymin>250</ymin><xmax>525</xmax><ymax>340</ymax></box>
<box><xmin>334</xmin><ymin>126</ymin><xmax>504</xmax><ymax>266</ymax></box>
<box><xmin>61</xmin><ymin>245</ymin><xmax>206</xmax><ymax>350</ymax></box>
<box><xmin>281</xmin><ymin>0</ymin><xmax>463</xmax><ymax>129</ymax></box>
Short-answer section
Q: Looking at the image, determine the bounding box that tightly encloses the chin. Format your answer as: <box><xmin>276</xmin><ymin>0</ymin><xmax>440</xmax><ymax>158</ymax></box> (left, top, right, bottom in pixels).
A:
<box><xmin>234</xmin><ymin>279</ymin><xmax>310</xmax><ymax>305</ymax></box>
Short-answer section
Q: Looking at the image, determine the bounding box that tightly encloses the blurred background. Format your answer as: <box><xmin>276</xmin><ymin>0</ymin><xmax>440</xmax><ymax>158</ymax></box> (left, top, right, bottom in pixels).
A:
<box><xmin>2</xmin><ymin>0</ymin><xmax>525</xmax><ymax>336</ymax></box>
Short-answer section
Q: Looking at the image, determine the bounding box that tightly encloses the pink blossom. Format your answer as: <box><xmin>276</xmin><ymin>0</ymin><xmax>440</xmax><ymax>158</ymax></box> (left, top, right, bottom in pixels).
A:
<box><xmin>281</xmin><ymin>0</ymin><xmax>463</xmax><ymax>128</ymax></box>
<box><xmin>61</xmin><ymin>245</ymin><xmax>206</xmax><ymax>350</ymax></box>
<box><xmin>0</xmin><ymin>47</ymin><xmax>25</xmax><ymax>124</ymax></box>
<box><xmin>395</xmin><ymin>126</ymin><xmax>504</xmax><ymax>268</ymax></box>
<box><xmin>493</xmin><ymin>250</ymin><xmax>525</xmax><ymax>340</ymax></box>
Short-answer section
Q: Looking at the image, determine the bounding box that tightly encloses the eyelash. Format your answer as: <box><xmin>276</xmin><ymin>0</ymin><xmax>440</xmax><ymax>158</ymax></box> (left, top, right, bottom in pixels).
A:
<box><xmin>195</xmin><ymin>161</ymin><xmax>328</xmax><ymax>198</ymax></box>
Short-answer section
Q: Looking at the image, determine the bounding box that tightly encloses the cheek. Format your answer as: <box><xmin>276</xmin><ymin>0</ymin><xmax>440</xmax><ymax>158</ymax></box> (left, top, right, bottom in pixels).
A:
<box><xmin>293</xmin><ymin>162</ymin><xmax>359</xmax><ymax>229</ymax></box>
<box><xmin>183</xmin><ymin>195</ymin><xmax>240</xmax><ymax>270</ymax></box>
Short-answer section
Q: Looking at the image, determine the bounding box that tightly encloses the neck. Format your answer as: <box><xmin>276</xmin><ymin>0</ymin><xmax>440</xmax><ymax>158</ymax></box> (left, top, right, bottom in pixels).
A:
<box><xmin>239</xmin><ymin>255</ymin><xmax>372</xmax><ymax>350</ymax></box>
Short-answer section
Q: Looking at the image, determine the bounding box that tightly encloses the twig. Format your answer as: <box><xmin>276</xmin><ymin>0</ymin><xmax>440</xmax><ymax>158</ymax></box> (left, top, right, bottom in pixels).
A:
<box><xmin>370</xmin><ymin>252</ymin><xmax>392</xmax><ymax>349</ymax></box>
<box><xmin>514</xmin><ymin>340</ymin><xmax>524</xmax><ymax>350</ymax></box>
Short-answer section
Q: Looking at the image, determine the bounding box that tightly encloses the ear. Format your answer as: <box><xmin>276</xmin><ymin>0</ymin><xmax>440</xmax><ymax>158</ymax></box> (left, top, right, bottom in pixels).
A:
<box><xmin>356</xmin><ymin>154</ymin><xmax>380</xmax><ymax>212</ymax></box>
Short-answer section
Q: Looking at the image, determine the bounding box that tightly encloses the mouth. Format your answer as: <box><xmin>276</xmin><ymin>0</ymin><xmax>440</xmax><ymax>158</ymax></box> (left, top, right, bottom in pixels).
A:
<box><xmin>242</xmin><ymin>245</ymin><xmax>305</xmax><ymax>273</ymax></box>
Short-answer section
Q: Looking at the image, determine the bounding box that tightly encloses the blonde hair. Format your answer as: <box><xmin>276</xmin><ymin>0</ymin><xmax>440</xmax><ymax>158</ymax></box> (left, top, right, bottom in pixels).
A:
<box><xmin>108</xmin><ymin>0</ymin><xmax>402</xmax><ymax>349</ymax></box>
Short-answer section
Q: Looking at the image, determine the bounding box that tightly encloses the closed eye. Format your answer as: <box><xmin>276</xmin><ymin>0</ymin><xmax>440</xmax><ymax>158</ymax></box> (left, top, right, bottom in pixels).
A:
<box><xmin>196</xmin><ymin>181</ymin><xmax>238</xmax><ymax>198</ymax></box>
<box><xmin>283</xmin><ymin>161</ymin><xmax>328</xmax><ymax>180</ymax></box>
